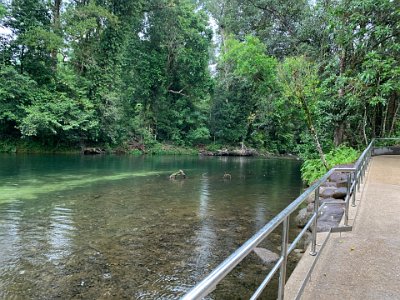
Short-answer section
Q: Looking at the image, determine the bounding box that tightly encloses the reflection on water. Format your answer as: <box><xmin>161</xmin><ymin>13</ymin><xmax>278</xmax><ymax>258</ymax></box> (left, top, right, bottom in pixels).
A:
<box><xmin>0</xmin><ymin>154</ymin><xmax>303</xmax><ymax>299</ymax></box>
<box><xmin>195</xmin><ymin>175</ymin><xmax>216</xmax><ymax>271</ymax></box>
<box><xmin>47</xmin><ymin>206</ymin><xmax>74</xmax><ymax>261</ymax></box>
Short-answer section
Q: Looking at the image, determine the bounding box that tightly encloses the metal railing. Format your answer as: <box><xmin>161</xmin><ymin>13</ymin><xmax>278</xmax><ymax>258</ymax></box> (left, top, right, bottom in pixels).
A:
<box><xmin>183</xmin><ymin>138</ymin><xmax>400</xmax><ymax>300</ymax></box>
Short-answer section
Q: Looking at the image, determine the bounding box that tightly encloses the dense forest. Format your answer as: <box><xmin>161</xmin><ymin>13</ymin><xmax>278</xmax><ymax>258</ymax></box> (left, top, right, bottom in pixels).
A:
<box><xmin>0</xmin><ymin>0</ymin><xmax>399</xmax><ymax>157</ymax></box>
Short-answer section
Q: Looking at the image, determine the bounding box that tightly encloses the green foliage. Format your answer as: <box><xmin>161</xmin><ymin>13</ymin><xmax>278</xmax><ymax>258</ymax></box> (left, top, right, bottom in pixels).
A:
<box><xmin>121</xmin><ymin>0</ymin><xmax>213</xmax><ymax>145</ymax></box>
<box><xmin>212</xmin><ymin>35</ymin><xmax>278</xmax><ymax>146</ymax></box>
<box><xmin>222</xmin><ymin>36</ymin><xmax>277</xmax><ymax>94</ymax></box>
<box><xmin>129</xmin><ymin>149</ymin><xmax>143</xmax><ymax>155</ymax></box>
<box><xmin>0</xmin><ymin>138</ymin><xmax>78</xmax><ymax>153</ymax></box>
<box><xmin>0</xmin><ymin>140</ymin><xmax>17</xmax><ymax>153</ymax></box>
<box><xmin>301</xmin><ymin>146</ymin><xmax>360</xmax><ymax>184</ymax></box>
<box><xmin>0</xmin><ymin>3</ymin><xmax>6</xmax><ymax>18</ymax></box>
<box><xmin>147</xmin><ymin>143</ymin><xmax>198</xmax><ymax>155</ymax></box>
<box><xmin>205</xmin><ymin>143</ymin><xmax>225</xmax><ymax>152</ymax></box>
<box><xmin>18</xmin><ymin>88</ymin><xmax>97</xmax><ymax>139</ymax></box>
<box><xmin>278</xmin><ymin>56</ymin><xmax>320</xmax><ymax>105</ymax></box>
<box><xmin>0</xmin><ymin>66</ymin><xmax>36</xmax><ymax>125</ymax></box>
<box><xmin>187</xmin><ymin>127</ymin><xmax>211</xmax><ymax>145</ymax></box>
<box><xmin>0</xmin><ymin>0</ymin><xmax>399</xmax><ymax>154</ymax></box>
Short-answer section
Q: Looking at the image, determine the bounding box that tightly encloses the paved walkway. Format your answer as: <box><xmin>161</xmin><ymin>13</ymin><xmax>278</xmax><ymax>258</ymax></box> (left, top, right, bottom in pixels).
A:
<box><xmin>287</xmin><ymin>155</ymin><xmax>400</xmax><ymax>300</ymax></box>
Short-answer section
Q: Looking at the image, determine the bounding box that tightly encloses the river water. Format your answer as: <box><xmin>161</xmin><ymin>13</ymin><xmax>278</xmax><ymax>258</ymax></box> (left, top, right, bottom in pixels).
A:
<box><xmin>0</xmin><ymin>154</ymin><xmax>303</xmax><ymax>299</ymax></box>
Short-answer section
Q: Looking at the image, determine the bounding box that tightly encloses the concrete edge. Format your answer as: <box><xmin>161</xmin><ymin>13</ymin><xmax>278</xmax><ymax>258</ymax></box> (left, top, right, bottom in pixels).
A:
<box><xmin>284</xmin><ymin>162</ymin><xmax>373</xmax><ymax>300</ymax></box>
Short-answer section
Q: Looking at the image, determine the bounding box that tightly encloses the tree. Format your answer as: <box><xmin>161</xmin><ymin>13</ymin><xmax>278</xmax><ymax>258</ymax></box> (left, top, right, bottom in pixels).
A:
<box><xmin>278</xmin><ymin>56</ymin><xmax>328</xmax><ymax>169</ymax></box>
<box><xmin>211</xmin><ymin>35</ymin><xmax>278</xmax><ymax>146</ymax></box>
<box><xmin>121</xmin><ymin>0</ymin><xmax>213</xmax><ymax>145</ymax></box>
<box><xmin>319</xmin><ymin>0</ymin><xmax>400</xmax><ymax>145</ymax></box>
<box><xmin>0</xmin><ymin>66</ymin><xmax>37</xmax><ymax>137</ymax></box>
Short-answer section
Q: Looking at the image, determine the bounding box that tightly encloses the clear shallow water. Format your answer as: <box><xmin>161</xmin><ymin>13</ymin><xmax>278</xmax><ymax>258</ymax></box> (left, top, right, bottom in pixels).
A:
<box><xmin>0</xmin><ymin>154</ymin><xmax>303</xmax><ymax>299</ymax></box>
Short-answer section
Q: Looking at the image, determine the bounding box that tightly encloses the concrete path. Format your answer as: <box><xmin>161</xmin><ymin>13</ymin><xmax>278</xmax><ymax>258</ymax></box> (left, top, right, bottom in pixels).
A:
<box><xmin>289</xmin><ymin>155</ymin><xmax>400</xmax><ymax>300</ymax></box>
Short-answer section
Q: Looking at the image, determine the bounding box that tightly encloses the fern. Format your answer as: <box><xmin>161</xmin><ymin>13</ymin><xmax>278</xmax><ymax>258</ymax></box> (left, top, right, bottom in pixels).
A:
<box><xmin>301</xmin><ymin>146</ymin><xmax>359</xmax><ymax>184</ymax></box>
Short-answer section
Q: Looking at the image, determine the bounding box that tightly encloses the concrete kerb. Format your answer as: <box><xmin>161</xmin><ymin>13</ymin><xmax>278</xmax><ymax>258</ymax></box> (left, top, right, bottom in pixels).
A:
<box><xmin>283</xmin><ymin>162</ymin><xmax>372</xmax><ymax>300</ymax></box>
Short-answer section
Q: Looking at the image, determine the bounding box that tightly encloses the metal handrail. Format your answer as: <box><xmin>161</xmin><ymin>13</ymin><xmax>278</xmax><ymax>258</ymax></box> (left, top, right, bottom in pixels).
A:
<box><xmin>183</xmin><ymin>138</ymin><xmax>399</xmax><ymax>300</ymax></box>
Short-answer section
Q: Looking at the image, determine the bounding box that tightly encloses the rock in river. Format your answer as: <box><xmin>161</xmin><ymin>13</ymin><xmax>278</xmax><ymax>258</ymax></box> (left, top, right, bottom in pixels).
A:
<box><xmin>295</xmin><ymin>207</ymin><xmax>312</xmax><ymax>228</ymax></box>
<box><xmin>332</xmin><ymin>187</ymin><xmax>347</xmax><ymax>199</ymax></box>
<box><xmin>320</xmin><ymin>187</ymin><xmax>336</xmax><ymax>198</ymax></box>
<box><xmin>253</xmin><ymin>247</ymin><xmax>280</xmax><ymax>264</ymax></box>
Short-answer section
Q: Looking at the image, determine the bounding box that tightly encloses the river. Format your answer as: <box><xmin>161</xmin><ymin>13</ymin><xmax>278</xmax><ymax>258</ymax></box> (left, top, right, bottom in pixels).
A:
<box><xmin>0</xmin><ymin>154</ymin><xmax>303</xmax><ymax>299</ymax></box>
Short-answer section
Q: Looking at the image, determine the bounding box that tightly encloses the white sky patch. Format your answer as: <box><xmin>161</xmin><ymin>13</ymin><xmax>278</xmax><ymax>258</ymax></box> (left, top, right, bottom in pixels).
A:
<box><xmin>208</xmin><ymin>14</ymin><xmax>219</xmax><ymax>45</ymax></box>
<box><xmin>138</xmin><ymin>12</ymin><xmax>150</xmax><ymax>41</ymax></box>
<box><xmin>0</xmin><ymin>26</ymin><xmax>12</xmax><ymax>36</ymax></box>
<box><xmin>207</xmin><ymin>13</ymin><xmax>221</xmax><ymax>76</ymax></box>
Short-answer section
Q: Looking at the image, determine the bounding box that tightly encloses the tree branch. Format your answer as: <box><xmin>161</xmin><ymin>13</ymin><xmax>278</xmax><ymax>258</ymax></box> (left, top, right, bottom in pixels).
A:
<box><xmin>168</xmin><ymin>89</ymin><xmax>187</xmax><ymax>96</ymax></box>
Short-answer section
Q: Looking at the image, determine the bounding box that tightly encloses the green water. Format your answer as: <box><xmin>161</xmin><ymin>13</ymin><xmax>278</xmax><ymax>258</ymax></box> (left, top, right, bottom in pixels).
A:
<box><xmin>0</xmin><ymin>154</ymin><xmax>303</xmax><ymax>299</ymax></box>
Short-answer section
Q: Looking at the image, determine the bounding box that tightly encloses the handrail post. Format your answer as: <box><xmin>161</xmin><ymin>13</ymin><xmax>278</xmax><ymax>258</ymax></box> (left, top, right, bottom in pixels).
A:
<box><xmin>344</xmin><ymin>173</ymin><xmax>351</xmax><ymax>226</ymax></box>
<box><xmin>310</xmin><ymin>187</ymin><xmax>319</xmax><ymax>256</ymax></box>
<box><xmin>363</xmin><ymin>156</ymin><xmax>367</xmax><ymax>178</ymax></box>
<box><xmin>352</xmin><ymin>170</ymin><xmax>357</xmax><ymax>207</ymax></box>
<box><xmin>278</xmin><ymin>217</ymin><xmax>289</xmax><ymax>300</ymax></box>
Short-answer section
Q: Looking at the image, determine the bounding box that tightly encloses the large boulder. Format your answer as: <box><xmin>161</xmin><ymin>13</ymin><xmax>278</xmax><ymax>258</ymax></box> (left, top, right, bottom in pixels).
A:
<box><xmin>295</xmin><ymin>207</ymin><xmax>313</xmax><ymax>228</ymax></box>
<box><xmin>321</xmin><ymin>181</ymin><xmax>338</xmax><ymax>188</ymax></box>
<box><xmin>305</xmin><ymin>192</ymin><xmax>316</xmax><ymax>204</ymax></box>
<box><xmin>297</xmin><ymin>231</ymin><xmax>312</xmax><ymax>252</ymax></box>
<box><xmin>253</xmin><ymin>247</ymin><xmax>280</xmax><ymax>264</ymax></box>
<box><xmin>316</xmin><ymin>204</ymin><xmax>345</xmax><ymax>232</ymax></box>
<box><xmin>332</xmin><ymin>187</ymin><xmax>348</xmax><ymax>199</ymax></box>
<box><xmin>320</xmin><ymin>187</ymin><xmax>336</xmax><ymax>198</ymax></box>
<box><xmin>307</xmin><ymin>202</ymin><xmax>315</xmax><ymax>212</ymax></box>
<box><xmin>319</xmin><ymin>197</ymin><xmax>341</xmax><ymax>205</ymax></box>
<box><xmin>83</xmin><ymin>147</ymin><xmax>104</xmax><ymax>155</ymax></box>
<box><xmin>329</xmin><ymin>172</ymin><xmax>350</xmax><ymax>188</ymax></box>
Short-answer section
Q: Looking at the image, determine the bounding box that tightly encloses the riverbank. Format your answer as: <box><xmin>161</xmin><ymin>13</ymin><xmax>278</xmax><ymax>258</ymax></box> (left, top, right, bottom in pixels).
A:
<box><xmin>0</xmin><ymin>138</ymin><xmax>300</xmax><ymax>159</ymax></box>
<box><xmin>295</xmin><ymin>164</ymin><xmax>354</xmax><ymax>232</ymax></box>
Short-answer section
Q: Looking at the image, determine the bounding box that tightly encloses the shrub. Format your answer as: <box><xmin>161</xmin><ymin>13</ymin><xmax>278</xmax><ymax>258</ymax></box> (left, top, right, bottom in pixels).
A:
<box><xmin>301</xmin><ymin>146</ymin><xmax>359</xmax><ymax>184</ymax></box>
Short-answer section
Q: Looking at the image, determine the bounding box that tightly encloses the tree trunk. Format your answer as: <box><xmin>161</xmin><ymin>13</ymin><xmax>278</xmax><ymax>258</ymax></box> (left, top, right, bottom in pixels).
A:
<box><xmin>52</xmin><ymin>0</ymin><xmax>61</xmax><ymax>32</ymax></box>
<box><xmin>300</xmin><ymin>97</ymin><xmax>329</xmax><ymax>170</ymax></box>
<box><xmin>310</xmin><ymin>123</ymin><xmax>329</xmax><ymax>170</ymax></box>
<box><xmin>372</xmin><ymin>107</ymin><xmax>376</xmax><ymax>137</ymax></box>
<box><xmin>51</xmin><ymin>0</ymin><xmax>62</xmax><ymax>68</ymax></box>
<box><xmin>382</xmin><ymin>103</ymin><xmax>389</xmax><ymax>137</ymax></box>
<box><xmin>389</xmin><ymin>101</ymin><xmax>399</xmax><ymax>136</ymax></box>
<box><xmin>363</xmin><ymin>105</ymin><xmax>368</xmax><ymax>145</ymax></box>
<box><xmin>334</xmin><ymin>48</ymin><xmax>347</xmax><ymax>146</ymax></box>
<box><xmin>334</xmin><ymin>122</ymin><xmax>345</xmax><ymax>146</ymax></box>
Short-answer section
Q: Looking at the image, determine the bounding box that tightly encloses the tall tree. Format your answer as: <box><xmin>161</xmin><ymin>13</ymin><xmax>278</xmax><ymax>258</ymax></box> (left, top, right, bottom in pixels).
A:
<box><xmin>319</xmin><ymin>0</ymin><xmax>400</xmax><ymax>145</ymax></box>
<box><xmin>278</xmin><ymin>56</ymin><xmax>328</xmax><ymax>168</ymax></box>
<box><xmin>122</xmin><ymin>0</ymin><xmax>213</xmax><ymax>145</ymax></box>
<box><xmin>211</xmin><ymin>36</ymin><xmax>278</xmax><ymax>146</ymax></box>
